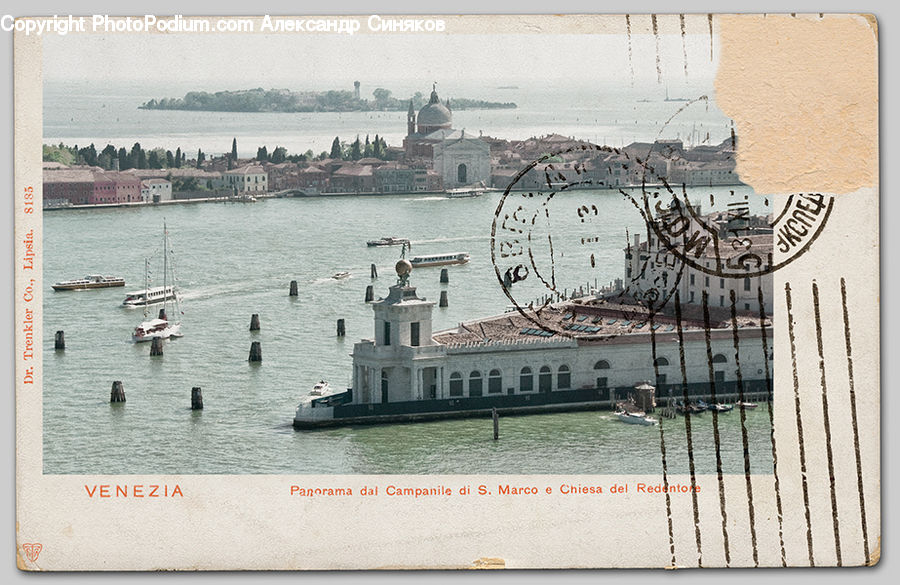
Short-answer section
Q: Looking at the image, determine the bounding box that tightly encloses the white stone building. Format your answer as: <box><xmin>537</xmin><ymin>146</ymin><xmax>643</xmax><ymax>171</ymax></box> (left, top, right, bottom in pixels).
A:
<box><xmin>433</xmin><ymin>132</ymin><xmax>492</xmax><ymax>188</ymax></box>
<box><xmin>224</xmin><ymin>164</ymin><xmax>268</xmax><ymax>192</ymax></box>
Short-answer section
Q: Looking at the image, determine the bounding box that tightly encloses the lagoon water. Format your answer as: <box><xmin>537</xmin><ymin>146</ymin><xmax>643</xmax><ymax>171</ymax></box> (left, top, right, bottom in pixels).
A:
<box><xmin>41</xmin><ymin>82</ymin><xmax>774</xmax><ymax>475</ymax></box>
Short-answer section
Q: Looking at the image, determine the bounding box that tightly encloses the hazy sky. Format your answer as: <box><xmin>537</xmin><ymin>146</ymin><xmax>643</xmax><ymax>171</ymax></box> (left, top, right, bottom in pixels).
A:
<box><xmin>42</xmin><ymin>15</ymin><xmax>719</xmax><ymax>92</ymax></box>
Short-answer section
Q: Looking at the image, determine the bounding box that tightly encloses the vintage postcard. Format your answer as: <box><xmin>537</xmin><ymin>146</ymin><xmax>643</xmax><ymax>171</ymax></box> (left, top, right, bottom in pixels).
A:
<box><xmin>13</xmin><ymin>13</ymin><xmax>879</xmax><ymax>570</ymax></box>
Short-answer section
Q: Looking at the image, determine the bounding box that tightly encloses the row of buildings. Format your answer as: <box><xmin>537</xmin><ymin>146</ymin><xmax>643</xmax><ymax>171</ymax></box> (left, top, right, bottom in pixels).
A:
<box><xmin>43</xmin><ymin>85</ymin><xmax>743</xmax><ymax>207</ymax></box>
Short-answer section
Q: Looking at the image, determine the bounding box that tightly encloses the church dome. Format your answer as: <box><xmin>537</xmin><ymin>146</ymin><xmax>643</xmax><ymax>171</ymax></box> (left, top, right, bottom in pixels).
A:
<box><xmin>417</xmin><ymin>88</ymin><xmax>452</xmax><ymax>128</ymax></box>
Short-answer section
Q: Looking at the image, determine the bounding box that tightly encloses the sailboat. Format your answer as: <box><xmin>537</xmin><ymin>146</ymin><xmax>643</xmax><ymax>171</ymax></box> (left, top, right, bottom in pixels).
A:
<box><xmin>132</xmin><ymin>222</ymin><xmax>184</xmax><ymax>342</ymax></box>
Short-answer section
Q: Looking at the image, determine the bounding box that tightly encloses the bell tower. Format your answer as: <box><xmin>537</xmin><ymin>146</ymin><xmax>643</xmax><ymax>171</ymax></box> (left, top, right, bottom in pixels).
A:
<box><xmin>407</xmin><ymin>100</ymin><xmax>416</xmax><ymax>137</ymax></box>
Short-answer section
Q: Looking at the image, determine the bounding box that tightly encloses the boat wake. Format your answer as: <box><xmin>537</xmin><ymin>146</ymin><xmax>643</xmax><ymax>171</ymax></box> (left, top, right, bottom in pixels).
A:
<box><xmin>411</xmin><ymin>235</ymin><xmax>488</xmax><ymax>245</ymax></box>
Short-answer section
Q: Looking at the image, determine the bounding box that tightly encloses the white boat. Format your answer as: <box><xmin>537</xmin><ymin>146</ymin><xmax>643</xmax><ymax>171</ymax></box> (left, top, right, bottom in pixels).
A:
<box><xmin>366</xmin><ymin>237</ymin><xmax>410</xmax><ymax>247</ymax></box>
<box><xmin>331</xmin><ymin>271</ymin><xmax>351</xmax><ymax>280</ymax></box>
<box><xmin>409</xmin><ymin>252</ymin><xmax>470</xmax><ymax>268</ymax></box>
<box><xmin>737</xmin><ymin>401</ymin><xmax>758</xmax><ymax>409</ymax></box>
<box><xmin>122</xmin><ymin>285</ymin><xmax>177</xmax><ymax>307</ymax></box>
<box><xmin>614</xmin><ymin>410</ymin><xmax>659</xmax><ymax>426</ymax></box>
<box><xmin>132</xmin><ymin>223</ymin><xmax>183</xmax><ymax>343</ymax></box>
<box><xmin>309</xmin><ymin>380</ymin><xmax>333</xmax><ymax>397</ymax></box>
<box><xmin>132</xmin><ymin>317</ymin><xmax>182</xmax><ymax>342</ymax></box>
<box><xmin>52</xmin><ymin>274</ymin><xmax>125</xmax><ymax>291</ymax></box>
<box><xmin>445</xmin><ymin>187</ymin><xmax>486</xmax><ymax>198</ymax></box>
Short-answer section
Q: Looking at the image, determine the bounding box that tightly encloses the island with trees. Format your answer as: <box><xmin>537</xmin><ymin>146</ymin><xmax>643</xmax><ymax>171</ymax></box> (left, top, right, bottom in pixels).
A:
<box><xmin>139</xmin><ymin>86</ymin><xmax>516</xmax><ymax>113</ymax></box>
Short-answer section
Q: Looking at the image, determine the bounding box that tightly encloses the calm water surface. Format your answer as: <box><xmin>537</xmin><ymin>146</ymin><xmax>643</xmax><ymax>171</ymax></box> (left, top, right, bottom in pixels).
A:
<box><xmin>42</xmin><ymin>191</ymin><xmax>774</xmax><ymax>474</ymax></box>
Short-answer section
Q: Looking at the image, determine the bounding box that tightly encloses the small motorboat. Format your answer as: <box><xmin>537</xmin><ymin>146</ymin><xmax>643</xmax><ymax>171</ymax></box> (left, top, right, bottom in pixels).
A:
<box><xmin>52</xmin><ymin>274</ymin><xmax>125</xmax><ymax>291</ymax></box>
<box><xmin>309</xmin><ymin>380</ymin><xmax>332</xmax><ymax>397</ymax></box>
<box><xmin>331</xmin><ymin>271</ymin><xmax>351</xmax><ymax>280</ymax></box>
<box><xmin>700</xmin><ymin>400</ymin><xmax>734</xmax><ymax>413</ymax></box>
<box><xmin>676</xmin><ymin>401</ymin><xmax>706</xmax><ymax>415</ymax></box>
<box><xmin>737</xmin><ymin>401</ymin><xmax>759</xmax><ymax>409</ymax></box>
<box><xmin>614</xmin><ymin>410</ymin><xmax>658</xmax><ymax>426</ymax></box>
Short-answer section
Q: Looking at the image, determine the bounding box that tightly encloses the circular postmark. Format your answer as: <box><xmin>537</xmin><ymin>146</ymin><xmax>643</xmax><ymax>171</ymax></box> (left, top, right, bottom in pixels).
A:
<box><xmin>490</xmin><ymin>144</ymin><xmax>686</xmax><ymax>336</ymax></box>
<box><xmin>622</xmin><ymin>96</ymin><xmax>834</xmax><ymax>280</ymax></box>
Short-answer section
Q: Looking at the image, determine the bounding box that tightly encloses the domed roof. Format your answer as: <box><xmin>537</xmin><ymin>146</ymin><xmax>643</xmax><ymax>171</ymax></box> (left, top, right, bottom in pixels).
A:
<box><xmin>417</xmin><ymin>88</ymin><xmax>452</xmax><ymax>128</ymax></box>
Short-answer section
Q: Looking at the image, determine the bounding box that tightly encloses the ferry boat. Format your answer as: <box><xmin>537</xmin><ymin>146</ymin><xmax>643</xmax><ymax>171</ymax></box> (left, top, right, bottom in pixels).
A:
<box><xmin>122</xmin><ymin>285</ymin><xmax>177</xmax><ymax>307</ymax></box>
<box><xmin>409</xmin><ymin>252</ymin><xmax>470</xmax><ymax>268</ymax></box>
<box><xmin>52</xmin><ymin>274</ymin><xmax>125</xmax><ymax>291</ymax></box>
<box><xmin>366</xmin><ymin>237</ymin><xmax>410</xmax><ymax>247</ymax></box>
<box><xmin>445</xmin><ymin>187</ymin><xmax>486</xmax><ymax>198</ymax></box>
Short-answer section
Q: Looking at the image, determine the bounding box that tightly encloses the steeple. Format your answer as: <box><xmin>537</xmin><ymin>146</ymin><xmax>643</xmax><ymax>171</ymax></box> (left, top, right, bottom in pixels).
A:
<box><xmin>407</xmin><ymin>99</ymin><xmax>416</xmax><ymax>136</ymax></box>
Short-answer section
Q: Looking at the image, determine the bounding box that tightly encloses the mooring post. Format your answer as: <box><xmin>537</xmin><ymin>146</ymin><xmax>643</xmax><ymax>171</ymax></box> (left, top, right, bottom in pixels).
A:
<box><xmin>110</xmin><ymin>381</ymin><xmax>126</xmax><ymax>403</ymax></box>
<box><xmin>289</xmin><ymin>280</ymin><xmax>298</xmax><ymax>296</ymax></box>
<box><xmin>249</xmin><ymin>341</ymin><xmax>262</xmax><ymax>362</ymax></box>
<box><xmin>150</xmin><ymin>337</ymin><xmax>164</xmax><ymax>356</ymax></box>
<box><xmin>492</xmin><ymin>407</ymin><xmax>499</xmax><ymax>440</ymax></box>
<box><xmin>439</xmin><ymin>290</ymin><xmax>448</xmax><ymax>307</ymax></box>
<box><xmin>440</xmin><ymin>268</ymin><xmax>449</xmax><ymax>284</ymax></box>
<box><xmin>249</xmin><ymin>313</ymin><xmax>260</xmax><ymax>331</ymax></box>
<box><xmin>191</xmin><ymin>386</ymin><xmax>203</xmax><ymax>410</ymax></box>
<box><xmin>336</xmin><ymin>319</ymin><xmax>346</xmax><ymax>337</ymax></box>
<box><xmin>54</xmin><ymin>330</ymin><xmax>65</xmax><ymax>350</ymax></box>
<box><xmin>370</xmin><ymin>263</ymin><xmax>378</xmax><ymax>279</ymax></box>
<box><xmin>365</xmin><ymin>285</ymin><xmax>374</xmax><ymax>302</ymax></box>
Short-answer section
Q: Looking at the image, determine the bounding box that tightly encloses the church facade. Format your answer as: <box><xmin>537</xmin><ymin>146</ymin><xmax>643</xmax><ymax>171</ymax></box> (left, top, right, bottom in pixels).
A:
<box><xmin>402</xmin><ymin>85</ymin><xmax>492</xmax><ymax>188</ymax></box>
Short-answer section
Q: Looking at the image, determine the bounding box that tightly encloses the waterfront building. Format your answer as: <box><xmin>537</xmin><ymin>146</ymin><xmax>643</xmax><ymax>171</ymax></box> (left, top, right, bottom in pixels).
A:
<box><xmin>329</xmin><ymin>163</ymin><xmax>375</xmax><ymax>193</ymax></box>
<box><xmin>140</xmin><ymin>178</ymin><xmax>173</xmax><ymax>203</ymax></box>
<box><xmin>432</xmin><ymin>130</ymin><xmax>491</xmax><ymax>188</ymax></box>
<box><xmin>223</xmin><ymin>164</ymin><xmax>268</xmax><ymax>192</ymax></box>
<box><xmin>623</xmin><ymin>207</ymin><xmax>774</xmax><ymax>315</ymax></box>
<box><xmin>294</xmin><ymin>260</ymin><xmax>771</xmax><ymax>428</ymax></box>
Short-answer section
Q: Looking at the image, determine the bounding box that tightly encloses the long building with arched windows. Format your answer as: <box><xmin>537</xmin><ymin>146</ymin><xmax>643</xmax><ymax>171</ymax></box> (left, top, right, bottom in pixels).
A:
<box><xmin>293</xmin><ymin>264</ymin><xmax>773</xmax><ymax>428</ymax></box>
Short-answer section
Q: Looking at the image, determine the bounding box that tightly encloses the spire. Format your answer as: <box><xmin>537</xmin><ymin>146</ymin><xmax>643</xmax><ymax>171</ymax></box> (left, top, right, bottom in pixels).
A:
<box><xmin>407</xmin><ymin>100</ymin><xmax>414</xmax><ymax>115</ymax></box>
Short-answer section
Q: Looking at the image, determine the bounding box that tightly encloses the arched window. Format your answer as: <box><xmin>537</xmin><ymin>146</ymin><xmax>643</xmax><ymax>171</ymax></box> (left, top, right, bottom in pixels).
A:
<box><xmin>654</xmin><ymin>357</ymin><xmax>669</xmax><ymax>367</ymax></box>
<box><xmin>557</xmin><ymin>365</ymin><xmax>571</xmax><ymax>389</ymax></box>
<box><xmin>594</xmin><ymin>360</ymin><xmax>610</xmax><ymax>370</ymax></box>
<box><xmin>488</xmin><ymin>369</ymin><xmax>502</xmax><ymax>394</ymax></box>
<box><xmin>469</xmin><ymin>370</ymin><xmax>483</xmax><ymax>397</ymax></box>
<box><xmin>539</xmin><ymin>366</ymin><xmax>552</xmax><ymax>392</ymax></box>
<box><xmin>712</xmin><ymin>354</ymin><xmax>727</xmax><ymax>364</ymax></box>
<box><xmin>519</xmin><ymin>367</ymin><xmax>533</xmax><ymax>392</ymax></box>
<box><xmin>449</xmin><ymin>372</ymin><xmax>463</xmax><ymax>397</ymax></box>
<box><xmin>457</xmin><ymin>163</ymin><xmax>467</xmax><ymax>184</ymax></box>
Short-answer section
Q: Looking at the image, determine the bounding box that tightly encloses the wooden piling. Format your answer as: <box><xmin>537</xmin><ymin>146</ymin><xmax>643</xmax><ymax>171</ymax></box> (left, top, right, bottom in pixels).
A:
<box><xmin>370</xmin><ymin>263</ymin><xmax>378</xmax><ymax>279</ymax></box>
<box><xmin>365</xmin><ymin>285</ymin><xmax>374</xmax><ymax>302</ymax></box>
<box><xmin>110</xmin><ymin>381</ymin><xmax>126</xmax><ymax>403</ymax></box>
<box><xmin>439</xmin><ymin>290</ymin><xmax>448</xmax><ymax>307</ymax></box>
<box><xmin>191</xmin><ymin>386</ymin><xmax>203</xmax><ymax>410</ymax></box>
<box><xmin>440</xmin><ymin>268</ymin><xmax>449</xmax><ymax>284</ymax></box>
<box><xmin>492</xmin><ymin>407</ymin><xmax>499</xmax><ymax>440</ymax></box>
<box><xmin>54</xmin><ymin>330</ymin><xmax>65</xmax><ymax>350</ymax></box>
<box><xmin>336</xmin><ymin>319</ymin><xmax>346</xmax><ymax>337</ymax></box>
<box><xmin>150</xmin><ymin>337</ymin><xmax>164</xmax><ymax>356</ymax></box>
<box><xmin>289</xmin><ymin>280</ymin><xmax>298</xmax><ymax>296</ymax></box>
<box><xmin>249</xmin><ymin>341</ymin><xmax>262</xmax><ymax>362</ymax></box>
<box><xmin>249</xmin><ymin>313</ymin><xmax>260</xmax><ymax>331</ymax></box>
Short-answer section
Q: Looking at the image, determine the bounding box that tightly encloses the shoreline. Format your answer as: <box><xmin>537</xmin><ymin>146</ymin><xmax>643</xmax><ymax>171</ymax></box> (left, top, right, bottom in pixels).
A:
<box><xmin>43</xmin><ymin>182</ymin><xmax>747</xmax><ymax>211</ymax></box>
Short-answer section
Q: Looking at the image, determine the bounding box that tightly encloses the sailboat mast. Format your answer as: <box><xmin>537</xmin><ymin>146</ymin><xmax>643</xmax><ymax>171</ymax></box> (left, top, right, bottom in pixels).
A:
<box><xmin>163</xmin><ymin>222</ymin><xmax>168</xmax><ymax>319</ymax></box>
